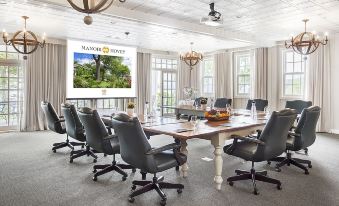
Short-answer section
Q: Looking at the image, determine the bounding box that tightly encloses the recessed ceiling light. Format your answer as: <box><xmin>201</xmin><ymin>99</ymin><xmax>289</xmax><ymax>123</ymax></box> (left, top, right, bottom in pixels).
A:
<box><xmin>236</xmin><ymin>15</ymin><xmax>243</xmax><ymax>19</ymax></box>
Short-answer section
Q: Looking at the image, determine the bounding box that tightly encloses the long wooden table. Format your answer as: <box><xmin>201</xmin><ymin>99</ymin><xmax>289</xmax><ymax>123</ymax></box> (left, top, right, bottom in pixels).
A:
<box><xmin>142</xmin><ymin>115</ymin><xmax>267</xmax><ymax>190</ymax></box>
<box><xmin>101</xmin><ymin>109</ymin><xmax>267</xmax><ymax>190</ymax></box>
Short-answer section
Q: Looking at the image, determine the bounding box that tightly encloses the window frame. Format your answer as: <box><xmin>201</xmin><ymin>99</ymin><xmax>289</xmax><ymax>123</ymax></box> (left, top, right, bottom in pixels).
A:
<box><xmin>0</xmin><ymin>44</ymin><xmax>23</xmax><ymax>131</ymax></box>
<box><xmin>281</xmin><ymin>50</ymin><xmax>307</xmax><ymax>99</ymax></box>
<box><xmin>151</xmin><ymin>55</ymin><xmax>178</xmax><ymax>116</ymax></box>
<box><xmin>201</xmin><ymin>57</ymin><xmax>214</xmax><ymax>97</ymax></box>
<box><xmin>233</xmin><ymin>51</ymin><xmax>252</xmax><ymax>98</ymax></box>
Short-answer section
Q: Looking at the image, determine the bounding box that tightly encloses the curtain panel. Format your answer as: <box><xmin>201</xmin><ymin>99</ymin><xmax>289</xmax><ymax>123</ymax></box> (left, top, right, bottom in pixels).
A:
<box><xmin>214</xmin><ymin>52</ymin><xmax>232</xmax><ymax>98</ymax></box>
<box><xmin>307</xmin><ymin>44</ymin><xmax>331</xmax><ymax>132</ymax></box>
<box><xmin>136</xmin><ymin>52</ymin><xmax>151</xmax><ymax>114</ymax></box>
<box><xmin>177</xmin><ymin>60</ymin><xmax>201</xmax><ymax>101</ymax></box>
<box><xmin>21</xmin><ymin>43</ymin><xmax>66</xmax><ymax>131</ymax></box>
<box><xmin>253</xmin><ymin>48</ymin><xmax>269</xmax><ymax>99</ymax></box>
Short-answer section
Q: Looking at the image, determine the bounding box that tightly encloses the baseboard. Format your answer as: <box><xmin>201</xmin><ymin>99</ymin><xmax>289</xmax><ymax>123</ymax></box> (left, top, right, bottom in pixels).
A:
<box><xmin>329</xmin><ymin>129</ymin><xmax>339</xmax><ymax>134</ymax></box>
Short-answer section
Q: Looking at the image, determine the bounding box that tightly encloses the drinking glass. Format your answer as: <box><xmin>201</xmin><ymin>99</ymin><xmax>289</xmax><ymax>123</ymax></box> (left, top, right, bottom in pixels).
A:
<box><xmin>191</xmin><ymin>115</ymin><xmax>198</xmax><ymax>130</ymax></box>
<box><xmin>264</xmin><ymin>107</ymin><xmax>270</xmax><ymax>118</ymax></box>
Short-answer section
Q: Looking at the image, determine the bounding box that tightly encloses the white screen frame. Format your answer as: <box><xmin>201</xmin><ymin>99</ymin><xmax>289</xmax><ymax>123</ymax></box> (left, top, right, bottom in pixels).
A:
<box><xmin>67</xmin><ymin>39</ymin><xmax>137</xmax><ymax>98</ymax></box>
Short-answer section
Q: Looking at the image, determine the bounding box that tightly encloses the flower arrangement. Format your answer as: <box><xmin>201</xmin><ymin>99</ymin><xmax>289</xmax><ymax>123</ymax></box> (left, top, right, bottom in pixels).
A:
<box><xmin>127</xmin><ymin>102</ymin><xmax>135</xmax><ymax>109</ymax></box>
<box><xmin>200</xmin><ymin>98</ymin><xmax>208</xmax><ymax>105</ymax></box>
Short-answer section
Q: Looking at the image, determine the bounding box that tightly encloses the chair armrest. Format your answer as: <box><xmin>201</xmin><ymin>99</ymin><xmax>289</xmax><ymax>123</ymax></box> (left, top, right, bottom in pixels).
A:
<box><xmin>146</xmin><ymin>143</ymin><xmax>181</xmax><ymax>155</ymax></box>
<box><xmin>231</xmin><ymin>135</ymin><xmax>265</xmax><ymax>145</ymax></box>
<box><xmin>55</xmin><ymin>119</ymin><xmax>65</xmax><ymax>123</ymax></box>
<box><xmin>103</xmin><ymin>134</ymin><xmax>117</xmax><ymax>140</ymax></box>
<box><xmin>289</xmin><ymin>131</ymin><xmax>301</xmax><ymax>137</ymax></box>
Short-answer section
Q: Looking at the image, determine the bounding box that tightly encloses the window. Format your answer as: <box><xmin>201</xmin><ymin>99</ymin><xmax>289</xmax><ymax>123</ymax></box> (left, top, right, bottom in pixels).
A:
<box><xmin>234</xmin><ymin>52</ymin><xmax>252</xmax><ymax>96</ymax></box>
<box><xmin>151</xmin><ymin>57</ymin><xmax>178</xmax><ymax>116</ymax></box>
<box><xmin>201</xmin><ymin>58</ymin><xmax>214</xmax><ymax>97</ymax></box>
<box><xmin>0</xmin><ymin>44</ymin><xmax>23</xmax><ymax>130</ymax></box>
<box><xmin>67</xmin><ymin>99</ymin><xmax>91</xmax><ymax>108</ymax></box>
<box><xmin>282</xmin><ymin>50</ymin><xmax>306</xmax><ymax>97</ymax></box>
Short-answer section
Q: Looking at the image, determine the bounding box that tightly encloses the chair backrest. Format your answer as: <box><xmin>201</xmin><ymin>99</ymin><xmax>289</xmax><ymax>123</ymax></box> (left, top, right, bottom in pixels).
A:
<box><xmin>193</xmin><ymin>97</ymin><xmax>207</xmax><ymax>107</ymax></box>
<box><xmin>294</xmin><ymin>106</ymin><xmax>321</xmax><ymax>148</ymax></box>
<box><xmin>40</xmin><ymin>101</ymin><xmax>64</xmax><ymax>133</ymax></box>
<box><xmin>112</xmin><ymin>113</ymin><xmax>156</xmax><ymax>173</ymax></box>
<box><xmin>77</xmin><ymin>107</ymin><xmax>109</xmax><ymax>152</ymax></box>
<box><xmin>246</xmin><ymin>99</ymin><xmax>268</xmax><ymax>111</ymax></box>
<box><xmin>285</xmin><ymin>100</ymin><xmax>312</xmax><ymax>114</ymax></box>
<box><xmin>254</xmin><ymin>109</ymin><xmax>297</xmax><ymax>161</ymax></box>
<box><xmin>61</xmin><ymin>103</ymin><xmax>85</xmax><ymax>141</ymax></box>
<box><xmin>214</xmin><ymin>98</ymin><xmax>232</xmax><ymax>108</ymax></box>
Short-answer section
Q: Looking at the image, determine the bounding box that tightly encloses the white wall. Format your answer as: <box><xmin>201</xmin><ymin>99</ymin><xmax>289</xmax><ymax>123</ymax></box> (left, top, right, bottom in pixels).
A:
<box><xmin>330</xmin><ymin>33</ymin><xmax>339</xmax><ymax>133</ymax></box>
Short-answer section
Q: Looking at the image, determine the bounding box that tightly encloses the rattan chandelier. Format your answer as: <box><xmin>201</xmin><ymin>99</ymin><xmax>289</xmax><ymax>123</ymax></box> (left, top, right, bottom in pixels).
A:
<box><xmin>67</xmin><ymin>0</ymin><xmax>126</xmax><ymax>25</ymax></box>
<box><xmin>2</xmin><ymin>16</ymin><xmax>46</xmax><ymax>60</ymax></box>
<box><xmin>285</xmin><ymin>19</ymin><xmax>328</xmax><ymax>55</ymax></box>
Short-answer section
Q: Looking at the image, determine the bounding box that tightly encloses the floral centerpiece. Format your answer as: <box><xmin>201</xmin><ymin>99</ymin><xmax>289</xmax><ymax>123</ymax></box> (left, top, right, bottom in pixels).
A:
<box><xmin>127</xmin><ymin>102</ymin><xmax>135</xmax><ymax>116</ymax></box>
<box><xmin>200</xmin><ymin>97</ymin><xmax>208</xmax><ymax>110</ymax></box>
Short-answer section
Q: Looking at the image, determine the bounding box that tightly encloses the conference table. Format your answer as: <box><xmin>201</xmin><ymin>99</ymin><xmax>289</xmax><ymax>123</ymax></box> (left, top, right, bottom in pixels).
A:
<box><xmin>101</xmin><ymin>109</ymin><xmax>268</xmax><ymax>190</ymax></box>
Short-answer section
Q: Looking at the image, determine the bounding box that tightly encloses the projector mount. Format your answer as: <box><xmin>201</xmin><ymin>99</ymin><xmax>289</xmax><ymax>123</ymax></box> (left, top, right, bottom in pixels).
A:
<box><xmin>208</xmin><ymin>3</ymin><xmax>221</xmax><ymax>21</ymax></box>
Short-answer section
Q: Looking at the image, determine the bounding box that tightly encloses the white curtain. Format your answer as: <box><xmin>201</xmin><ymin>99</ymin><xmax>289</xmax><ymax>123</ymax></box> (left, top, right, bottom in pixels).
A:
<box><xmin>214</xmin><ymin>52</ymin><xmax>232</xmax><ymax>98</ymax></box>
<box><xmin>253</xmin><ymin>48</ymin><xmax>269</xmax><ymax>99</ymax></box>
<box><xmin>136</xmin><ymin>52</ymin><xmax>151</xmax><ymax>114</ymax></box>
<box><xmin>177</xmin><ymin>60</ymin><xmax>200</xmax><ymax>100</ymax></box>
<box><xmin>306</xmin><ymin>44</ymin><xmax>331</xmax><ymax>132</ymax></box>
<box><xmin>267</xmin><ymin>46</ymin><xmax>280</xmax><ymax>111</ymax></box>
<box><xmin>21</xmin><ymin>43</ymin><xmax>66</xmax><ymax>131</ymax></box>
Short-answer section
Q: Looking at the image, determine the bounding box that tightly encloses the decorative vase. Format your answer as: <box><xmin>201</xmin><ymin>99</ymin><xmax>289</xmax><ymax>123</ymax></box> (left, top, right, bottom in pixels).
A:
<box><xmin>201</xmin><ymin>104</ymin><xmax>207</xmax><ymax>110</ymax></box>
<box><xmin>127</xmin><ymin>108</ymin><xmax>134</xmax><ymax>116</ymax></box>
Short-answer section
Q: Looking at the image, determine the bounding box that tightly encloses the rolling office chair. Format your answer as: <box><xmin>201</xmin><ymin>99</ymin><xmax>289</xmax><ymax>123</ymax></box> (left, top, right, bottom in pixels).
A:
<box><xmin>214</xmin><ymin>98</ymin><xmax>232</xmax><ymax>108</ymax></box>
<box><xmin>193</xmin><ymin>97</ymin><xmax>207</xmax><ymax>107</ymax></box>
<box><xmin>246</xmin><ymin>99</ymin><xmax>268</xmax><ymax>111</ymax></box>
<box><xmin>285</xmin><ymin>100</ymin><xmax>313</xmax><ymax>155</ymax></box>
<box><xmin>224</xmin><ymin>109</ymin><xmax>297</xmax><ymax>195</ymax></box>
<box><xmin>268</xmin><ymin>106</ymin><xmax>320</xmax><ymax>175</ymax></box>
<box><xmin>41</xmin><ymin>101</ymin><xmax>84</xmax><ymax>153</ymax></box>
<box><xmin>112</xmin><ymin>113</ymin><xmax>187</xmax><ymax>206</ymax></box>
<box><xmin>285</xmin><ymin>100</ymin><xmax>312</xmax><ymax>114</ymax></box>
<box><xmin>61</xmin><ymin>103</ymin><xmax>97</xmax><ymax>163</ymax></box>
<box><xmin>77</xmin><ymin>107</ymin><xmax>135</xmax><ymax>181</ymax></box>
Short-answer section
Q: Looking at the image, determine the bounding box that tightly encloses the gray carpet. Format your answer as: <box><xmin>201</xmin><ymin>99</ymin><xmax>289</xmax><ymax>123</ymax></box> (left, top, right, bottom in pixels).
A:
<box><xmin>0</xmin><ymin>131</ymin><xmax>339</xmax><ymax>206</ymax></box>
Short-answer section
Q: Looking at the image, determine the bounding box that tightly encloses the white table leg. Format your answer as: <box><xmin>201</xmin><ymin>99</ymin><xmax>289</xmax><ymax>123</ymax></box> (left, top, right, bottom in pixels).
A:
<box><xmin>180</xmin><ymin>140</ymin><xmax>189</xmax><ymax>177</ymax></box>
<box><xmin>211</xmin><ymin>134</ymin><xmax>225</xmax><ymax>190</ymax></box>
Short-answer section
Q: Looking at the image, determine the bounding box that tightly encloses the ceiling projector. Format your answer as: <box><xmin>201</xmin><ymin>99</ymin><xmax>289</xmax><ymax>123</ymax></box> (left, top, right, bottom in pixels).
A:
<box><xmin>200</xmin><ymin>2</ymin><xmax>223</xmax><ymax>26</ymax></box>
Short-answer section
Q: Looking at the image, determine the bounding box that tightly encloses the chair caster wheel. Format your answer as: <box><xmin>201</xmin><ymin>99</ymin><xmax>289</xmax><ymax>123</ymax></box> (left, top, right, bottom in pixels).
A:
<box><xmin>52</xmin><ymin>149</ymin><xmax>56</xmax><ymax>153</ymax></box>
<box><xmin>177</xmin><ymin>189</ymin><xmax>183</xmax><ymax>194</ymax></box>
<box><xmin>104</xmin><ymin>154</ymin><xmax>107</xmax><ymax>157</ymax></box>
<box><xmin>275</xmin><ymin>168</ymin><xmax>281</xmax><ymax>172</ymax></box>
<box><xmin>92</xmin><ymin>169</ymin><xmax>97</xmax><ymax>173</ymax></box>
<box><xmin>93</xmin><ymin>176</ymin><xmax>97</xmax><ymax>181</ymax></box>
<box><xmin>253</xmin><ymin>189</ymin><xmax>259</xmax><ymax>195</ymax></box>
<box><xmin>287</xmin><ymin>163</ymin><xmax>290</xmax><ymax>166</ymax></box>
<box><xmin>128</xmin><ymin>197</ymin><xmax>135</xmax><ymax>203</ymax></box>
<box><xmin>132</xmin><ymin>168</ymin><xmax>136</xmax><ymax>173</ymax></box>
<box><xmin>308</xmin><ymin>164</ymin><xmax>312</xmax><ymax>168</ymax></box>
<box><xmin>69</xmin><ymin>159</ymin><xmax>73</xmax><ymax>163</ymax></box>
<box><xmin>93</xmin><ymin>159</ymin><xmax>97</xmax><ymax>163</ymax></box>
<box><xmin>160</xmin><ymin>199</ymin><xmax>167</xmax><ymax>206</ymax></box>
<box><xmin>131</xmin><ymin>185</ymin><xmax>136</xmax><ymax>190</ymax></box>
<box><xmin>267</xmin><ymin>161</ymin><xmax>271</xmax><ymax>165</ymax></box>
<box><xmin>122</xmin><ymin>176</ymin><xmax>127</xmax><ymax>181</ymax></box>
<box><xmin>228</xmin><ymin>181</ymin><xmax>234</xmax><ymax>186</ymax></box>
<box><xmin>277</xmin><ymin>184</ymin><xmax>282</xmax><ymax>190</ymax></box>
<box><xmin>81</xmin><ymin>145</ymin><xmax>84</xmax><ymax>149</ymax></box>
<box><xmin>305</xmin><ymin>170</ymin><xmax>309</xmax><ymax>175</ymax></box>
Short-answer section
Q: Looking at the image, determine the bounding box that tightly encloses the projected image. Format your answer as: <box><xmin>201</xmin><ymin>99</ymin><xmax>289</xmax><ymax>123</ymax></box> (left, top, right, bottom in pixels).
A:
<box><xmin>73</xmin><ymin>52</ymin><xmax>132</xmax><ymax>88</ymax></box>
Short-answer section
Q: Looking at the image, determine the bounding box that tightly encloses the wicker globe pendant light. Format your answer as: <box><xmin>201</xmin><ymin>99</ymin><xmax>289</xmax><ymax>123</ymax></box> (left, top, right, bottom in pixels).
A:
<box><xmin>2</xmin><ymin>16</ymin><xmax>46</xmax><ymax>60</ymax></box>
<box><xmin>67</xmin><ymin>0</ymin><xmax>126</xmax><ymax>25</ymax></box>
<box><xmin>285</xmin><ymin>19</ymin><xmax>328</xmax><ymax>55</ymax></box>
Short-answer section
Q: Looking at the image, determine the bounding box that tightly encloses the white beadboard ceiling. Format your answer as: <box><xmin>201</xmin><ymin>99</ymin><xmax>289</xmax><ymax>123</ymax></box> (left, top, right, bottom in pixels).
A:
<box><xmin>0</xmin><ymin>0</ymin><xmax>339</xmax><ymax>53</ymax></box>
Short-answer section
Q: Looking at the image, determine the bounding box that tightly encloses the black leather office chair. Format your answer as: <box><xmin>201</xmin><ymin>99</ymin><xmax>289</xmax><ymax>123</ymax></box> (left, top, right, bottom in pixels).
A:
<box><xmin>214</xmin><ymin>98</ymin><xmax>232</xmax><ymax>108</ymax></box>
<box><xmin>268</xmin><ymin>106</ymin><xmax>320</xmax><ymax>174</ymax></box>
<box><xmin>41</xmin><ymin>101</ymin><xmax>83</xmax><ymax>153</ymax></box>
<box><xmin>224</xmin><ymin>109</ymin><xmax>297</xmax><ymax>195</ymax></box>
<box><xmin>285</xmin><ymin>100</ymin><xmax>312</xmax><ymax>114</ymax></box>
<box><xmin>246</xmin><ymin>99</ymin><xmax>268</xmax><ymax>111</ymax></box>
<box><xmin>112</xmin><ymin>113</ymin><xmax>187</xmax><ymax>206</ymax></box>
<box><xmin>285</xmin><ymin>100</ymin><xmax>313</xmax><ymax>155</ymax></box>
<box><xmin>77</xmin><ymin>107</ymin><xmax>135</xmax><ymax>181</ymax></box>
<box><xmin>61</xmin><ymin>103</ymin><xmax>97</xmax><ymax>163</ymax></box>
